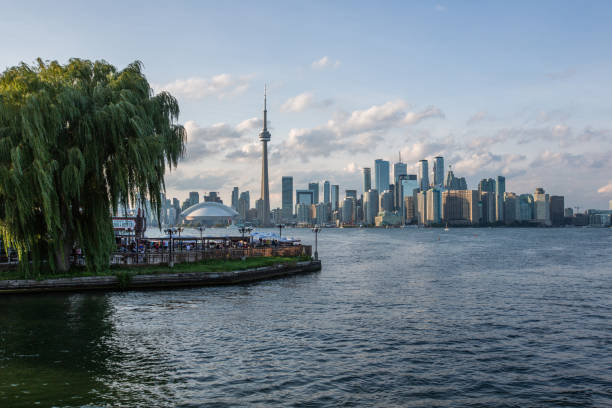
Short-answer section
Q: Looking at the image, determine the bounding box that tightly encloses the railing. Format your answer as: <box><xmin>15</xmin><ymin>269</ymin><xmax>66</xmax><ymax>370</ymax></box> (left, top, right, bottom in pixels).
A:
<box><xmin>109</xmin><ymin>245</ymin><xmax>312</xmax><ymax>266</ymax></box>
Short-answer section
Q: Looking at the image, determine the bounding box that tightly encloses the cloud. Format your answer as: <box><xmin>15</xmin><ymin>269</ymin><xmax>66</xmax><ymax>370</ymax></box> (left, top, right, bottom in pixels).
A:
<box><xmin>311</xmin><ymin>56</ymin><xmax>341</xmax><ymax>70</ymax></box>
<box><xmin>280</xmin><ymin>91</ymin><xmax>333</xmax><ymax>112</ymax></box>
<box><xmin>597</xmin><ymin>181</ymin><xmax>612</xmax><ymax>194</ymax></box>
<box><xmin>182</xmin><ymin>118</ymin><xmax>261</xmax><ymax>162</ymax></box>
<box><xmin>403</xmin><ymin>106</ymin><xmax>445</xmax><ymax>125</ymax></box>
<box><xmin>467</xmin><ymin>111</ymin><xmax>488</xmax><ymax>125</ymax></box>
<box><xmin>154</xmin><ymin>73</ymin><xmax>253</xmax><ymax>100</ymax></box>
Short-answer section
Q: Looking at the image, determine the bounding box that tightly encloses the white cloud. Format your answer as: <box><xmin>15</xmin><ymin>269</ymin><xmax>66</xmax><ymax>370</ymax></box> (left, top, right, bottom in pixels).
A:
<box><xmin>311</xmin><ymin>56</ymin><xmax>341</xmax><ymax>70</ymax></box>
<box><xmin>154</xmin><ymin>73</ymin><xmax>253</xmax><ymax>100</ymax></box>
<box><xmin>281</xmin><ymin>92</ymin><xmax>315</xmax><ymax>112</ymax></box>
<box><xmin>467</xmin><ymin>111</ymin><xmax>488</xmax><ymax>125</ymax></box>
<box><xmin>597</xmin><ymin>181</ymin><xmax>612</xmax><ymax>194</ymax></box>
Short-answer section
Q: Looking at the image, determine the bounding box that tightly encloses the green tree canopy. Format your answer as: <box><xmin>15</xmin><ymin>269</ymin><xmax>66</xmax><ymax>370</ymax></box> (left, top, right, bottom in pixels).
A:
<box><xmin>0</xmin><ymin>59</ymin><xmax>185</xmax><ymax>275</ymax></box>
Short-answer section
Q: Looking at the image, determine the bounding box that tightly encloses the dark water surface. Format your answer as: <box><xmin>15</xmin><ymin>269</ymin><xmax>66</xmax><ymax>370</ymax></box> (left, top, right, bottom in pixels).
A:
<box><xmin>1</xmin><ymin>228</ymin><xmax>611</xmax><ymax>407</ymax></box>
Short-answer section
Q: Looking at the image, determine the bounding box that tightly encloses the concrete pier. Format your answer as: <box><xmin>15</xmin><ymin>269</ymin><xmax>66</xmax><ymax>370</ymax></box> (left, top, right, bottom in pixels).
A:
<box><xmin>0</xmin><ymin>260</ymin><xmax>321</xmax><ymax>294</ymax></box>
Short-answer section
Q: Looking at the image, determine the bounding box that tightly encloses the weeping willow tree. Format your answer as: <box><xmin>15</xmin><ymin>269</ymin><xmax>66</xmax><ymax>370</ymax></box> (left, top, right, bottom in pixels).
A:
<box><xmin>0</xmin><ymin>59</ymin><xmax>185</xmax><ymax>275</ymax></box>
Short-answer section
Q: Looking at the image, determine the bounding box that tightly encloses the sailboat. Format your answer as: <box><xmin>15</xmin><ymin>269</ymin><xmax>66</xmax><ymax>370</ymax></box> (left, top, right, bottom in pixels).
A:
<box><xmin>444</xmin><ymin>223</ymin><xmax>449</xmax><ymax>231</ymax></box>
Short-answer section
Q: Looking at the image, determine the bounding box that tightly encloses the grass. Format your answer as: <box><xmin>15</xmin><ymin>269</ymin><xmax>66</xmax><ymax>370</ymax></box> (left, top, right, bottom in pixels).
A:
<box><xmin>0</xmin><ymin>256</ymin><xmax>312</xmax><ymax>281</ymax></box>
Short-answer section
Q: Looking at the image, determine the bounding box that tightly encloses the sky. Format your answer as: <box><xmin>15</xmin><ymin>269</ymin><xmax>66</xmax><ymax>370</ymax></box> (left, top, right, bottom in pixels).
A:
<box><xmin>2</xmin><ymin>0</ymin><xmax>612</xmax><ymax>209</ymax></box>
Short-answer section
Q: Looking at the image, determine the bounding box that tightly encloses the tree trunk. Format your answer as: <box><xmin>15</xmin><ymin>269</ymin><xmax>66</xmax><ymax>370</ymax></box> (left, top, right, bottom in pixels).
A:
<box><xmin>54</xmin><ymin>236</ymin><xmax>73</xmax><ymax>273</ymax></box>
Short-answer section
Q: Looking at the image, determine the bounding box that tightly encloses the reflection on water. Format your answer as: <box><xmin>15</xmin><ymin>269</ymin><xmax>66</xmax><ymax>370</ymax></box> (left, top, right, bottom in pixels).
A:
<box><xmin>1</xmin><ymin>228</ymin><xmax>611</xmax><ymax>406</ymax></box>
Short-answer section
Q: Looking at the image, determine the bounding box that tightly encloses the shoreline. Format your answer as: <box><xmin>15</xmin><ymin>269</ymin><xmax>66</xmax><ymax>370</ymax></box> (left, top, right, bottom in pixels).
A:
<box><xmin>0</xmin><ymin>260</ymin><xmax>322</xmax><ymax>294</ymax></box>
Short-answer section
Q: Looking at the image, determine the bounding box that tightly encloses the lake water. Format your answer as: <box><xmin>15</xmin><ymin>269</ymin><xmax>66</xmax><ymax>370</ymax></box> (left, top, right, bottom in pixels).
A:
<box><xmin>1</xmin><ymin>227</ymin><xmax>611</xmax><ymax>407</ymax></box>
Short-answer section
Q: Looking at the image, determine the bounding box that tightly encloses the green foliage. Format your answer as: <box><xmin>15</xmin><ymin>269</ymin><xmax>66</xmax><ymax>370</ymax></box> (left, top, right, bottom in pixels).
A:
<box><xmin>0</xmin><ymin>59</ymin><xmax>185</xmax><ymax>276</ymax></box>
<box><xmin>115</xmin><ymin>270</ymin><xmax>133</xmax><ymax>290</ymax></box>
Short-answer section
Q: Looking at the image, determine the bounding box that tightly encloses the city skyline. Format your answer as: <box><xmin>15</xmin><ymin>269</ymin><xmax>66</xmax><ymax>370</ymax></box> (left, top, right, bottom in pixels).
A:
<box><xmin>3</xmin><ymin>2</ymin><xmax>612</xmax><ymax>208</ymax></box>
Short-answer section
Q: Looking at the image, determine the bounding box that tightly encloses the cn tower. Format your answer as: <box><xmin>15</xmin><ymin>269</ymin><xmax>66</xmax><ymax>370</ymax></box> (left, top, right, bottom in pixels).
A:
<box><xmin>258</xmin><ymin>87</ymin><xmax>271</xmax><ymax>226</ymax></box>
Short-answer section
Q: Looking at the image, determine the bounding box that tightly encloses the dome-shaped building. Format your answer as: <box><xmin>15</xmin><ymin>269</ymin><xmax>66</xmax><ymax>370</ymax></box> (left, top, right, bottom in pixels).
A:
<box><xmin>180</xmin><ymin>202</ymin><xmax>239</xmax><ymax>227</ymax></box>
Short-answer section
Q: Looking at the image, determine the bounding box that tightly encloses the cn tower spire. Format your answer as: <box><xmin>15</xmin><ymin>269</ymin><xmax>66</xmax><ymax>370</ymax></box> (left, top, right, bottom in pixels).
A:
<box><xmin>258</xmin><ymin>85</ymin><xmax>271</xmax><ymax>226</ymax></box>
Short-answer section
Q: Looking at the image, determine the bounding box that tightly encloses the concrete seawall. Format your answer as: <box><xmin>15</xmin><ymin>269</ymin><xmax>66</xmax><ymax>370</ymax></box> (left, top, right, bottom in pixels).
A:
<box><xmin>0</xmin><ymin>260</ymin><xmax>322</xmax><ymax>294</ymax></box>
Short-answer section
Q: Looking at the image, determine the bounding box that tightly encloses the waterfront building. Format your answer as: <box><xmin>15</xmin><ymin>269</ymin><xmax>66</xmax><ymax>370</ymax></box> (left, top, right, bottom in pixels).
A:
<box><xmin>400</xmin><ymin>175</ymin><xmax>418</xmax><ymax>220</ymax></box>
<box><xmin>308</xmin><ymin>182</ymin><xmax>320</xmax><ymax>204</ymax></box>
<box><xmin>374</xmin><ymin>159</ymin><xmax>390</xmax><ymax>192</ymax></box>
<box><xmin>433</xmin><ymin>156</ymin><xmax>444</xmax><ymax>187</ymax></box>
<box><xmin>331</xmin><ymin>184</ymin><xmax>340</xmax><ymax>211</ymax></box>
<box><xmin>296</xmin><ymin>203</ymin><xmax>311</xmax><ymax>224</ymax></box>
<box><xmin>231</xmin><ymin>187</ymin><xmax>239</xmax><ymax>211</ymax></box>
<box><xmin>550</xmin><ymin>196</ymin><xmax>565</xmax><ymax>226</ymax></box>
<box><xmin>519</xmin><ymin>194</ymin><xmax>534</xmax><ymax>221</ymax></box>
<box><xmin>404</xmin><ymin>196</ymin><xmax>416</xmax><ymax>223</ymax></box>
<box><xmin>480</xmin><ymin>191</ymin><xmax>496</xmax><ymax>224</ymax></box>
<box><xmin>564</xmin><ymin>207</ymin><xmax>574</xmax><ymax>218</ymax></box>
<box><xmin>272</xmin><ymin>208</ymin><xmax>282</xmax><ymax>225</ymax></box>
<box><xmin>282</xmin><ymin>176</ymin><xmax>293</xmax><ymax>221</ymax></box>
<box><xmin>380</xmin><ymin>190</ymin><xmax>394</xmax><ymax>212</ymax></box>
<box><xmin>362</xmin><ymin>167</ymin><xmax>372</xmax><ymax>194</ymax></box>
<box><xmin>323</xmin><ymin>180</ymin><xmax>331</xmax><ymax>204</ymax></box>
<box><xmin>364</xmin><ymin>189</ymin><xmax>379</xmax><ymax>226</ymax></box>
<box><xmin>442</xmin><ymin>190</ymin><xmax>480</xmax><ymax>225</ymax></box>
<box><xmin>589</xmin><ymin>213</ymin><xmax>611</xmax><ymax>227</ymax></box>
<box><xmin>315</xmin><ymin>202</ymin><xmax>329</xmax><ymax>225</ymax></box>
<box><xmin>345</xmin><ymin>189</ymin><xmax>357</xmax><ymax>200</ymax></box>
<box><xmin>375</xmin><ymin>211</ymin><xmax>402</xmax><ymax>227</ymax></box>
<box><xmin>258</xmin><ymin>89</ymin><xmax>272</xmax><ymax>227</ymax></box>
<box><xmin>181</xmin><ymin>202</ymin><xmax>239</xmax><ymax>227</ymax></box>
<box><xmin>341</xmin><ymin>197</ymin><xmax>355</xmax><ymax>224</ymax></box>
<box><xmin>503</xmin><ymin>192</ymin><xmax>520</xmax><ymax>224</ymax></box>
<box><xmin>426</xmin><ymin>188</ymin><xmax>442</xmax><ymax>225</ymax></box>
<box><xmin>496</xmin><ymin>176</ymin><xmax>506</xmax><ymax>222</ymax></box>
<box><xmin>534</xmin><ymin>187</ymin><xmax>550</xmax><ymax>225</ymax></box>
<box><xmin>417</xmin><ymin>190</ymin><xmax>427</xmax><ymax>225</ymax></box>
<box><xmin>418</xmin><ymin>160</ymin><xmax>429</xmax><ymax>190</ymax></box>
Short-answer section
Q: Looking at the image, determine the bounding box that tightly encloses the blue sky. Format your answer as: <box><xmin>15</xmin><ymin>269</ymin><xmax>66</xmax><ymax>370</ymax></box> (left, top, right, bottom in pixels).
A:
<box><xmin>2</xmin><ymin>1</ymin><xmax>612</xmax><ymax>208</ymax></box>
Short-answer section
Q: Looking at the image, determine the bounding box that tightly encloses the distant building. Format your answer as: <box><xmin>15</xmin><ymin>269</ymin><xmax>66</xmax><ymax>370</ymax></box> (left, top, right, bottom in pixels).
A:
<box><xmin>375</xmin><ymin>211</ymin><xmax>402</xmax><ymax>227</ymax></box>
<box><xmin>189</xmin><ymin>191</ymin><xmax>200</xmax><ymax>206</ymax></box>
<box><xmin>362</xmin><ymin>167</ymin><xmax>372</xmax><ymax>194</ymax></box>
<box><xmin>364</xmin><ymin>189</ymin><xmax>379</xmax><ymax>225</ymax></box>
<box><xmin>550</xmin><ymin>196</ymin><xmax>565</xmax><ymax>226</ymax></box>
<box><xmin>400</xmin><ymin>175</ymin><xmax>418</xmax><ymax>220</ymax></box>
<box><xmin>478</xmin><ymin>178</ymin><xmax>496</xmax><ymax>193</ymax></box>
<box><xmin>282</xmin><ymin>176</ymin><xmax>293</xmax><ymax>221</ymax></box>
<box><xmin>238</xmin><ymin>191</ymin><xmax>250</xmax><ymax>221</ymax></box>
<box><xmin>342</xmin><ymin>197</ymin><xmax>355</xmax><ymax>224</ymax></box>
<box><xmin>323</xmin><ymin>180</ymin><xmax>331</xmax><ymax>204</ymax></box>
<box><xmin>426</xmin><ymin>188</ymin><xmax>442</xmax><ymax>225</ymax></box>
<box><xmin>496</xmin><ymin>176</ymin><xmax>506</xmax><ymax>222</ymax></box>
<box><xmin>345</xmin><ymin>189</ymin><xmax>357</xmax><ymax>200</ymax></box>
<box><xmin>533</xmin><ymin>187</ymin><xmax>550</xmax><ymax>225</ymax></box>
<box><xmin>480</xmin><ymin>191</ymin><xmax>496</xmax><ymax>224</ymax></box>
<box><xmin>204</xmin><ymin>192</ymin><xmax>223</xmax><ymax>204</ymax></box>
<box><xmin>374</xmin><ymin>159</ymin><xmax>390</xmax><ymax>192</ymax></box>
<box><xmin>231</xmin><ymin>187</ymin><xmax>239</xmax><ymax>211</ymax></box>
<box><xmin>504</xmin><ymin>192</ymin><xmax>520</xmax><ymax>224</ymax></box>
<box><xmin>380</xmin><ymin>190</ymin><xmax>394</xmax><ymax>212</ymax></box>
<box><xmin>331</xmin><ymin>184</ymin><xmax>340</xmax><ymax>211</ymax></box>
<box><xmin>393</xmin><ymin>159</ymin><xmax>407</xmax><ymax>186</ymax></box>
<box><xmin>442</xmin><ymin>190</ymin><xmax>480</xmax><ymax>225</ymax></box>
<box><xmin>519</xmin><ymin>194</ymin><xmax>534</xmax><ymax>222</ymax></box>
<box><xmin>445</xmin><ymin>168</ymin><xmax>468</xmax><ymax>190</ymax></box>
<box><xmin>314</xmin><ymin>202</ymin><xmax>329</xmax><ymax>225</ymax></box>
<box><xmin>308</xmin><ymin>182</ymin><xmax>320</xmax><ymax>204</ymax></box>
<box><xmin>296</xmin><ymin>203</ymin><xmax>311</xmax><ymax>224</ymax></box>
<box><xmin>418</xmin><ymin>160</ymin><xmax>429</xmax><ymax>191</ymax></box>
<box><xmin>180</xmin><ymin>202</ymin><xmax>239</xmax><ymax>227</ymax></box>
<box><xmin>417</xmin><ymin>190</ymin><xmax>427</xmax><ymax>225</ymax></box>
<box><xmin>255</xmin><ymin>198</ymin><xmax>266</xmax><ymax>225</ymax></box>
<box><xmin>433</xmin><ymin>156</ymin><xmax>444</xmax><ymax>187</ymax></box>
<box><xmin>296</xmin><ymin>189</ymin><xmax>314</xmax><ymax>212</ymax></box>
<box><xmin>564</xmin><ymin>208</ymin><xmax>574</xmax><ymax>218</ymax></box>
<box><xmin>404</xmin><ymin>196</ymin><xmax>416</xmax><ymax>224</ymax></box>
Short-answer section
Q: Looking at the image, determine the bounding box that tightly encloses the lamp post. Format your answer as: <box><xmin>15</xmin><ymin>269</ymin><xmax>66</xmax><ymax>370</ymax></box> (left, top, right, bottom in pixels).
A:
<box><xmin>311</xmin><ymin>225</ymin><xmax>321</xmax><ymax>260</ymax></box>
<box><xmin>277</xmin><ymin>223</ymin><xmax>285</xmax><ymax>239</ymax></box>
<box><xmin>177</xmin><ymin>227</ymin><xmax>184</xmax><ymax>253</ymax></box>
<box><xmin>198</xmin><ymin>226</ymin><xmax>205</xmax><ymax>250</ymax></box>
<box><xmin>164</xmin><ymin>227</ymin><xmax>175</xmax><ymax>267</ymax></box>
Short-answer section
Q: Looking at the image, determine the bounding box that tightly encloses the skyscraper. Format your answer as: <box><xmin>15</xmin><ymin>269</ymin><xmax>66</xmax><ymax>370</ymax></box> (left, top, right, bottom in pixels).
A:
<box><xmin>189</xmin><ymin>191</ymin><xmax>199</xmax><ymax>206</ymax></box>
<box><xmin>393</xmin><ymin>155</ymin><xmax>407</xmax><ymax>186</ymax></box>
<box><xmin>496</xmin><ymin>176</ymin><xmax>506</xmax><ymax>222</ymax></box>
<box><xmin>308</xmin><ymin>182</ymin><xmax>320</xmax><ymax>204</ymax></box>
<box><xmin>362</xmin><ymin>167</ymin><xmax>372</xmax><ymax>193</ymax></box>
<box><xmin>331</xmin><ymin>184</ymin><xmax>340</xmax><ymax>211</ymax></box>
<box><xmin>231</xmin><ymin>187</ymin><xmax>239</xmax><ymax>210</ymax></box>
<box><xmin>380</xmin><ymin>190</ymin><xmax>394</xmax><ymax>212</ymax></box>
<box><xmin>418</xmin><ymin>159</ymin><xmax>429</xmax><ymax>191</ymax></box>
<box><xmin>534</xmin><ymin>187</ymin><xmax>550</xmax><ymax>225</ymax></box>
<box><xmin>374</xmin><ymin>159</ymin><xmax>390</xmax><ymax>192</ymax></box>
<box><xmin>323</xmin><ymin>181</ymin><xmax>331</xmax><ymax>204</ymax></box>
<box><xmin>550</xmin><ymin>195</ymin><xmax>564</xmax><ymax>226</ymax></box>
<box><xmin>433</xmin><ymin>156</ymin><xmax>444</xmax><ymax>187</ymax></box>
<box><xmin>364</xmin><ymin>189</ymin><xmax>379</xmax><ymax>225</ymax></box>
<box><xmin>258</xmin><ymin>88</ymin><xmax>271</xmax><ymax>226</ymax></box>
<box><xmin>281</xmin><ymin>176</ymin><xmax>293</xmax><ymax>221</ymax></box>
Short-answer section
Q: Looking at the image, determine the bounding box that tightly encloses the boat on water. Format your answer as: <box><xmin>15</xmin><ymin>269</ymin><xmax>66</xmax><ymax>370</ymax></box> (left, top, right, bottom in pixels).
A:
<box><xmin>444</xmin><ymin>223</ymin><xmax>450</xmax><ymax>231</ymax></box>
